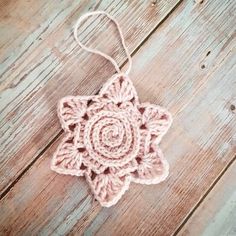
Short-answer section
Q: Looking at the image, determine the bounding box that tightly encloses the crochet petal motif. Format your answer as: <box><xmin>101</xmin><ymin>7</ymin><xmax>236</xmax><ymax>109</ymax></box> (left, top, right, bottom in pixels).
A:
<box><xmin>58</xmin><ymin>95</ymin><xmax>93</xmax><ymax>132</ymax></box>
<box><xmin>99</xmin><ymin>74</ymin><xmax>139</xmax><ymax>105</ymax></box>
<box><xmin>51</xmin><ymin>134</ymin><xmax>86</xmax><ymax>176</ymax></box>
<box><xmin>85</xmin><ymin>172</ymin><xmax>131</xmax><ymax>207</ymax></box>
<box><xmin>131</xmin><ymin>147</ymin><xmax>169</xmax><ymax>184</ymax></box>
<box><xmin>138</xmin><ymin>103</ymin><xmax>172</xmax><ymax>145</ymax></box>
<box><xmin>51</xmin><ymin>74</ymin><xmax>172</xmax><ymax>207</ymax></box>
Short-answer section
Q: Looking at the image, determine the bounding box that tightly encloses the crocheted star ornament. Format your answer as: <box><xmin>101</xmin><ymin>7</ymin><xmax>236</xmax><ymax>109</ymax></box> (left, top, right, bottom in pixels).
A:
<box><xmin>51</xmin><ymin>74</ymin><xmax>172</xmax><ymax>207</ymax></box>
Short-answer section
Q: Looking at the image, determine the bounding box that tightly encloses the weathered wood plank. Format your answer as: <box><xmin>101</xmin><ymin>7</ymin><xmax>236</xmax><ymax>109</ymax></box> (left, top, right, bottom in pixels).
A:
<box><xmin>0</xmin><ymin>0</ymin><xmax>94</xmax><ymax>76</ymax></box>
<box><xmin>69</xmin><ymin>0</ymin><xmax>236</xmax><ymax>235</ymax></box>
<box><xmin>0</xmin><ymin>138</ymin><xmax>98</xmax><ymax>235</ymax></box>
<box><xmin>0</xmin><ymin>0</ymin><xmax>181</xmax><ymax>194</ymax></box>
<box><xmin>0</xmin><ymin>0</ymin><xmax>235</xmax><ymax>235</ymax></box>
<box><xmin>178</xmin><ymin>160</ymin><xmax>236</xmax><ymax>236</ymax></box>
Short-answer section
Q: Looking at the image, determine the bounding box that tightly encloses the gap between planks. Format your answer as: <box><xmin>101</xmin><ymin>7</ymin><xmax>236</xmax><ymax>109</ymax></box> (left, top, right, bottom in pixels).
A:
<box><xmin>173</xmin><ymin>154</ymin><xmax>236</xmax><ymax>236</ymax></box>
<box><xmin>67</xmin><ymin>0</ymin><xmax>236</xmax><ymax>234</ymax></box>
<box><xmin>0</xmin><ymin>0</ymin><xmax>235</xmax><ymax>234</ymax></box>
<box><xmin>0</xmin><ymin>0</ymin><xmax>183</xmax><ymax>200</ymax></box>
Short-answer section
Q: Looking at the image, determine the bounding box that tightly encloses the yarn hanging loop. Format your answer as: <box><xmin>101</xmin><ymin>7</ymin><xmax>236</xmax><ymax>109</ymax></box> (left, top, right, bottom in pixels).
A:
<box><xmin>73</xmin><ymin>11</ymin><xmax>132</xmax><ymax>75</ymax></box>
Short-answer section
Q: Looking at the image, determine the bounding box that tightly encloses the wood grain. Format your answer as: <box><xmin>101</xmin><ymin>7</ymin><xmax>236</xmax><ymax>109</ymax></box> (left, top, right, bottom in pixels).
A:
<box><xmin>0</xmin><ymin>0</ymin><xmax>181</xmax><ymax>194</ymax></box>
<box><xmin>69</xmin><ymin>0</ymin><xmax>236</xmax><ymax>235</ymax></box>
<box><xmin>179</xmin><ymin>160</ymin><xmax>236</xmax><ymax>236</ymax></box>
<box><xmin>0</xmin><ymin>138</ymin><xmax>99</xmax><ymax>235</ymax></box>
<box><xmin>0</xmin><ymin>0</ymin><xmax>93</xmax><ymax>76</ymax></box>
<box><xmin>0</xmin><ymin>0</ymin><xmax>235</xmax><ymax>235</ymax></box>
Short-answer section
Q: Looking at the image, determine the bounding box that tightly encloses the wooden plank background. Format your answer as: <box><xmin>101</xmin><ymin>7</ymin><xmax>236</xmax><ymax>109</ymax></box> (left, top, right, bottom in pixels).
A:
<box><xmin>0</xmin><ymin>0</ymin><xmax>181</xmax><ymax>196</ymax></box>
<box><xmin>0</xmin><ymin>0</ymin><xmax>235</xmax><ymax>235</ymax></box>
<box><xmin>179</xmin><ymin>161</ymin><xmax>236</xmax><ymax>236</ymax></box>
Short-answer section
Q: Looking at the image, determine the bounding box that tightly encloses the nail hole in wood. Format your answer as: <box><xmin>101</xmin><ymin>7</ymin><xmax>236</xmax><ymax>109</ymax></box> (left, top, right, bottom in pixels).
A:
<box><xmin>201</xmin><ymin>64</ymin><xmax>206</xmax><ymax>69</ymax></box>
<box><xmin>230</xmin><ymin>104</ymin><xmax>235</xmax><ymax>111</ymax></box>
<box><xmin>151</xmin><ymin>0</ymin><xmax>157</xmax><ymax>6</ymax></box>
<box><xmin>195</xmin><ymin>0</ymin><xmax>204</xmax><ymax>4</ymax></box>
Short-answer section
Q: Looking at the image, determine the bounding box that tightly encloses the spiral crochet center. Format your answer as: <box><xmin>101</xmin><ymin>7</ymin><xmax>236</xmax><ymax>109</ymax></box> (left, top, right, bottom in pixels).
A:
<box><xmin>84</xmin><ymin>110</ymin><xmax>140</xmax><ymax>166</ymax></box>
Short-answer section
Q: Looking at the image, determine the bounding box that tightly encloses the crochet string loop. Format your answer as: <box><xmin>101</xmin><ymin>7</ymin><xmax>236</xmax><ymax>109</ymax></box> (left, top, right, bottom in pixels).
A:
<box><xmin>74</xmin><ymin>11</ymin><xmax>132</xmax><ymax>75</ymax></box>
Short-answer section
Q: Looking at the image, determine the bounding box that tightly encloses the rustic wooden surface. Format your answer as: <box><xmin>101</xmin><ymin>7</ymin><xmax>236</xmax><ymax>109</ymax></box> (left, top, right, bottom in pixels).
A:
<box><xmin>179</xmin><ymin>161</ymin><xmax>236</xmax><ymax>236</ymax></box>
<box><xmin>0</xmin><ymin>0</ymin><xmax>181</xmax><ymax>196</ymax></box>
<box><xmin>0</xmin><ymin>0</ymin><xmax>235</xmax><ymax>235</ymax></box>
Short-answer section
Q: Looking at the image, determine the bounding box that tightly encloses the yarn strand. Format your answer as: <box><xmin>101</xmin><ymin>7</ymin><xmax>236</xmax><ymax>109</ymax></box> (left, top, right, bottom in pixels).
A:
<box><xmin>74</xmin><ymin>11</ymin><xmax>132</xmax><ymax>75</ymax></box>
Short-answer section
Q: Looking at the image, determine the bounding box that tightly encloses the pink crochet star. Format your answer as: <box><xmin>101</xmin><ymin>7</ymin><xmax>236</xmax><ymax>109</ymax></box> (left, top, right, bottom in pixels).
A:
<box><xmin>51</xmin><ymin>74</ymin><xmax>172</xmax><ymax>207</ymax></box>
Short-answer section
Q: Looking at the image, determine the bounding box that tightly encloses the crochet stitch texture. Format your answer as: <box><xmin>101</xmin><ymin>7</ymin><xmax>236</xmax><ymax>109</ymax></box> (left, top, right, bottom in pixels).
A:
<box><xmin>51</xmin><ymin>73</ymin><xmax>172</xmax><ymax>207</ymax></box>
